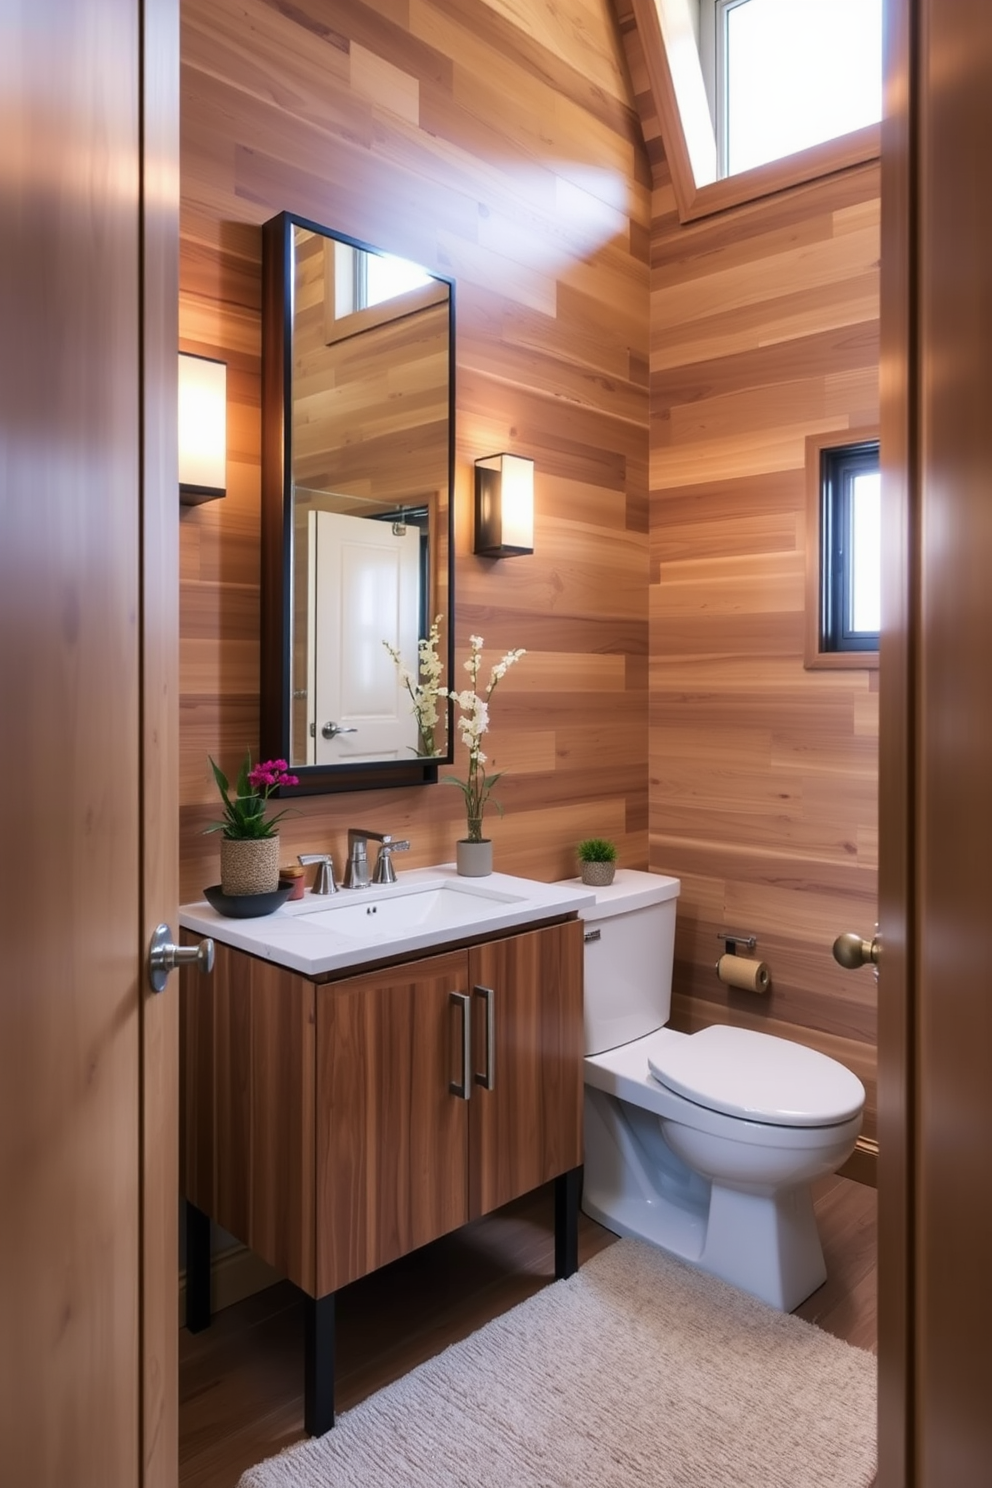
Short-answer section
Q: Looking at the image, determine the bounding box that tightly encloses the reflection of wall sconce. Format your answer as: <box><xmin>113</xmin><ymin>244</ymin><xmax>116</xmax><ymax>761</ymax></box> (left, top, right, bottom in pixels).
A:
<box><xmin>473</xmin><ymin>453</ymin><xmax>534</xmax><ymax>557</ymax></box>
<box><xmin>178</xmin><ymin>352</ymin><xmax>227</xmax><ymax>504</ymax></box>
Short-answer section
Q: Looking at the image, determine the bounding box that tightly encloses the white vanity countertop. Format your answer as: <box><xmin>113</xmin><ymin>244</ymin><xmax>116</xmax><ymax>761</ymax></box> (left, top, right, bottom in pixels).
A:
<box><xmin>179</xmin><ymin>865</ymin><xmax>595</xmax><ymax>977</ymax></box>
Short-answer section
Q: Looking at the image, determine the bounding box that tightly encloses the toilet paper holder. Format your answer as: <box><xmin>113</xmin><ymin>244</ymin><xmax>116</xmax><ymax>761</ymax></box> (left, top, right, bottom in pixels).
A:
<box><xmin>717</xmin><ymin>930</ymin><xmax>757</xmax><ymax>956</ymax></box>
<box><xmin>714</xmin><ymin>931</ymin><xmax>771</xmax><ymax>993</ymax></box>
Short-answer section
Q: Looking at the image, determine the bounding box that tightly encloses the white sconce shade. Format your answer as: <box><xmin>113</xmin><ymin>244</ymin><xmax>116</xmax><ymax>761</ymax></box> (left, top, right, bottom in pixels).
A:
<box><xmin>473</xmin><ymin>453</ymin><xmax>535</xmax><ymax>557</ymax></box>
<box><xmin>178</xmin><ymin>352</ymin><xmax>227</xmax><ymax>503</ymax></box>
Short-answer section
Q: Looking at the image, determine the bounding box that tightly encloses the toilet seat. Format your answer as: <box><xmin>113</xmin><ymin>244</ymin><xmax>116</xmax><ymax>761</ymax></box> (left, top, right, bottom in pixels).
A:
<box><xmin>646</xmin><ymin>1025</ymin><xmax>865</xmax><ymax>1127</ymax></box>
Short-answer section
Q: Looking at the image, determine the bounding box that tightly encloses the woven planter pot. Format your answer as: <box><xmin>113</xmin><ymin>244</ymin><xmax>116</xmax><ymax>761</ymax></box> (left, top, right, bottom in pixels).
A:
<box><xmin>580</xmin><ymin>860</ymin><xmax>616</xmax><ymax>887</ymax></box>
<box><xmin>220</xmin><ymin>834</ymin><xmax>281</xmax><ymax>897</ymax></box>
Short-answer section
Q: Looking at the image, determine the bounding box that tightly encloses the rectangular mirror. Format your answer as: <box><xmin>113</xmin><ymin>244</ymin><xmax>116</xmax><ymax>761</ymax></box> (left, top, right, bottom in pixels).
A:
<box><xmin>261</xmin><ymin>212</ymin><xmax>454</xmax><ymax>792</ymax></box>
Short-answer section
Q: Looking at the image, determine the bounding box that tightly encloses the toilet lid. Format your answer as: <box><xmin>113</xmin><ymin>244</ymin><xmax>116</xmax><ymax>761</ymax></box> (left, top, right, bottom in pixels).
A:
<box><xmin>647</xmin><ymin>1025</ymin><xmax>865</xmax><ymax>1127</ymax></box>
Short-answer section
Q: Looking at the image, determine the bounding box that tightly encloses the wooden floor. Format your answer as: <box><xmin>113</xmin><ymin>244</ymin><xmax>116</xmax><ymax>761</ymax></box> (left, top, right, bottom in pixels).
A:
<box><xmin>179</xmin><ymin>1174</ymin><xmax>877</xmax><ymax>1488</ymax></box>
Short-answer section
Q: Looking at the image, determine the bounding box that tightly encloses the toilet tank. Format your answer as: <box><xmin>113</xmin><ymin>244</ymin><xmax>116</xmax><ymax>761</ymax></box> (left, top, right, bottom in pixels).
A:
<box><xmin>566</xmin><ymin>869</ymin><xmax>680</xmax><ymax>1056</ymax></box>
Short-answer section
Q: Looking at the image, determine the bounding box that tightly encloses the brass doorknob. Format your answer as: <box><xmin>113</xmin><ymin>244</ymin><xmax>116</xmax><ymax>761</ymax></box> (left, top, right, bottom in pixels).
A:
<box><xmin>832</xmin><ymin>931</ymin><xmax>880</xmax><ymax>969</ymax></box>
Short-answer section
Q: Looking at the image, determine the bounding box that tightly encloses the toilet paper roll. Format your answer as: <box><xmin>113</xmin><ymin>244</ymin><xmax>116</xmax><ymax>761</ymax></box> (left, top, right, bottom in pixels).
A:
<box><xmin>716</xmin><ymin>954</ymin><xmax>771</xmax><ymax>994</ymax></box>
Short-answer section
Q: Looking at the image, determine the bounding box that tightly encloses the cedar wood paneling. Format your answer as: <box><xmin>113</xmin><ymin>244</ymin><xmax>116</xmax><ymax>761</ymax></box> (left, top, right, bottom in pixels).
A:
<box><xmin>179</xmin><ymin>0</ymin><xmax>652</xmax><ymax>899</ymax></box>
<box><xmin>618</xmin><ymin>0</ymin><xmax>880</xmax><ymax>1140</ymax></box>
<box><xmin>180</xmin><ymin>0</ymin><xmax>879</xmax><ymax>1138</ymax></box>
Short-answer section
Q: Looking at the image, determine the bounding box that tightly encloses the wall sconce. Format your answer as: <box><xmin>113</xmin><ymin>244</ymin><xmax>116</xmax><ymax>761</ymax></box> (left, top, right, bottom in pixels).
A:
<box><xmin>178</xmin><ymin>352</ymin><xmax>227</xmax><ymax>504</ymax></box>
<box><xmin>473</xmin><ymin>453</ymin><xmax>534</xmax><ymax>557</ymax></box>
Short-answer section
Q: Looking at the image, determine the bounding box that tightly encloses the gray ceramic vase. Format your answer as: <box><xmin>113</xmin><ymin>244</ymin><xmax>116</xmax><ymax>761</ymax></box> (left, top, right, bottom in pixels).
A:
<box><xmin>456</xmin><ymin>839</ymin><xmax>493</xmax><ymax>877</ymax></box>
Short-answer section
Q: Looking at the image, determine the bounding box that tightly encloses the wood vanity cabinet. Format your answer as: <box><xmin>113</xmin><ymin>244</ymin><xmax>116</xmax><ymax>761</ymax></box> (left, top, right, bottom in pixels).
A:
<box><xmin>181</xmin><ymin>915</ymin><xmax>584</xmax><ymax>1429</ymax></box>
<box><xmin>314</xmin><ymin>922</ymin><xmax>584</xmax><ymax>1292</ymax></box>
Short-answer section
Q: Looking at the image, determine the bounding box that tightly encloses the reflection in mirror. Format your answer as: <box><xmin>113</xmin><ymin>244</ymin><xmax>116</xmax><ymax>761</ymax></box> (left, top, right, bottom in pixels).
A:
<box><xmin>261</xmin><ymin>213</ymin><xmax>454</xmax><ymax>793</ymax></box>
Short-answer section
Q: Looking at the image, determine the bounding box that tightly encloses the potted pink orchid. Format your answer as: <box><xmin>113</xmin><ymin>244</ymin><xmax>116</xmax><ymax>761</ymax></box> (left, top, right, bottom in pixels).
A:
<box><xmin>206</xmin><ymin>752</ymin><xmax>298</xmax><ymax>896</ymax></box>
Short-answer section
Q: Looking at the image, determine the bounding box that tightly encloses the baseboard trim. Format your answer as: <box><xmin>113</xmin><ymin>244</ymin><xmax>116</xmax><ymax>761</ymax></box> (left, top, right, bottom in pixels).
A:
<box><xmin>178</xmin><ymin>1244</ymin><xmax>282</xmax><ymax>1328</ymax></box>
<box><xmin>838</xmin><ymin>1137</ymin><xmax>878</xmax><ymax>1189</ymax></box>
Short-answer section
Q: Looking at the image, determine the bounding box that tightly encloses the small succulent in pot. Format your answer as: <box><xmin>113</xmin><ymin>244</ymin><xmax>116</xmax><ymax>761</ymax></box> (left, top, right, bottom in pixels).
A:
<box><xmin>576</xmin><ymin>837</ymin><xmax>618</xmax><ymax>886</ymax></box>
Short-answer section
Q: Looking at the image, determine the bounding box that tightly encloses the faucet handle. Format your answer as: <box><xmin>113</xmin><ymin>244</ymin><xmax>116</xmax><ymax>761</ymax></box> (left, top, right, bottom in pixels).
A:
<box><xmin>372</xmin><ymin>836</ymin><xmax>411</xmax><ymax>885</ymax></box>
<box><xmin>298</xmin><ymin>853</ymin><xmax>337</xmax><ymax>895</ymax></box>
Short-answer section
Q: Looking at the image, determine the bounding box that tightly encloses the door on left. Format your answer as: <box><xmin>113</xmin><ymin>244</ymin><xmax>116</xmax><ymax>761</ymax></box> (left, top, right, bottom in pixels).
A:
<box><xmin>0</xmin><ymin>1</ymin><xmax>180</xmax><ymax>1484</ymax></box>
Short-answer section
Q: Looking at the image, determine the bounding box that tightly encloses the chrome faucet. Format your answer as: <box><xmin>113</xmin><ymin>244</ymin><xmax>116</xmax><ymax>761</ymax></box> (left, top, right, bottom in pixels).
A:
<box><xmin>344</xmin><ymin>829</ymin><xmax>411</xmax><ymax>887</ymax></box>
<box><xmin>343</xmin><ymin>830</ymin><xmax>375</xmax><ymax>889</ymax></box>
<box><xmin>297</xmin><ymin>852</ymin><xmax>337</xmax><ymax>895</ymax></box>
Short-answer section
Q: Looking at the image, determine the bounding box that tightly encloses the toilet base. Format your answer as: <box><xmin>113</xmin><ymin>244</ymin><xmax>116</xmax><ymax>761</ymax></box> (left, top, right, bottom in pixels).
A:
<box><xmin>583</xmin><ymin>1087</ymin><xmax>828</xmax><ymax>1312</ymax></box>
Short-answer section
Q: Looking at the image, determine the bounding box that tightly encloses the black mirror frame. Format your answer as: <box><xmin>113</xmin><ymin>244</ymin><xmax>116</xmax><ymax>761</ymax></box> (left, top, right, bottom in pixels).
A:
<box><xmin>260</xmin><ymin>210</ymin><xmax>456</xmax><ymax>795</ymax></box>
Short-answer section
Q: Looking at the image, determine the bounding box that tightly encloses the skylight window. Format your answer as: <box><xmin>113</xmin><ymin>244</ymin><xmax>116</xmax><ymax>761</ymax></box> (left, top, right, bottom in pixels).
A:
<box><xmin>709</xmin><ymin>0</ymin><xmax>883</xmax><ymax>178</ymax></box>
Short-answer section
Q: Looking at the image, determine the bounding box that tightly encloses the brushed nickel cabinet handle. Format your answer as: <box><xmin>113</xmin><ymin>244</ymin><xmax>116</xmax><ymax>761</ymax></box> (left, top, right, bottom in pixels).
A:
<box><xmin>449</xmin><ymin>991</ymin><xmax>471</xmax><ymax>1099</ymax></box>
<box><xmin>473</xmin><ymin>984</ymin><xmax>495</xmax><ymax>1091</ymax></box>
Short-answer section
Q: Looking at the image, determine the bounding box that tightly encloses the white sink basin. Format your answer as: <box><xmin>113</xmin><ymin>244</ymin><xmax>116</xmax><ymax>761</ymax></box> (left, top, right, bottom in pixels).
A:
<box><xmin>299</xmin><ymin>882</ymin><xmax>527</xmax><ymax>939</ymax></box>
<box><xmin>179</xmin><ymin>866</ymin><xmax>596</xmax><ymax>977</ymax></box>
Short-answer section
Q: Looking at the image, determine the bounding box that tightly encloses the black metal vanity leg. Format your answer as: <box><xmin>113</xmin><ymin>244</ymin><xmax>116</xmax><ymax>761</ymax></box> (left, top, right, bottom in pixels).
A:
<box><xmin>304</xmin><ymin>1291</ymin><xmax>336</xmax><ymax>1436</ymax></box>
<box><xmin>185</xmin><ymin>1201</ymin><xmax>211</xmax><ymax>1333</ymax></box>
<box><xmin>554</xmin><ymin>1165</ymin><xmax>582</xmax><ymax>1280</ymax></box>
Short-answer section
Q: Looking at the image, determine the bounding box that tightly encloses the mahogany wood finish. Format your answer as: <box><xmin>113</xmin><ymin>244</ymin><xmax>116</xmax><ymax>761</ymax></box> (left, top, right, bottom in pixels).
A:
<box><xmin>886</xmin><ymin>1</ymin><xmax>992</xmax><ymax>1480</ymax></box>
<box><xmin>179</xmin><ymin>0</ymin><xmax>651</xmax><ymax>900</ymax></box>
<box><xmin>182</xmin><ymin>942</ymin><xmax>318</xmax><ymax>1293</ymax></box>
<box><xmin>316</xmin><ymin>951</ymin><xmax>471</xmax><ymax>1294</ymax></box>
<box><xmin>618</xmin><ymin>2</ymin><xmax>880</xmax><ymax>1146</ymax></box>
<box><xmin>468</xmin><ymin>922</ymin><xmax>584</xmax><ymax>1216</ymax></box>
<box><xmin>877</xmin><ymin>0</ymin><xmax>913</xmax><ymax>1479</ymax></box>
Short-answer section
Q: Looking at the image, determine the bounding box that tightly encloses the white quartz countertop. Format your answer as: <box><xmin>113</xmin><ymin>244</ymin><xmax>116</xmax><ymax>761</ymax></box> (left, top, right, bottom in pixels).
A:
<box><xmin>179</xmin><ymin>865</ymin><xmax>595</xmax><ymax>978</ymax></box>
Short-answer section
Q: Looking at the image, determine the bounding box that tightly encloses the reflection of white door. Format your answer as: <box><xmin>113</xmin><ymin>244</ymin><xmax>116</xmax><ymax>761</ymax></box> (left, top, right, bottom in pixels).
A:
<box><xmin>311</xmin><ymin>510</ymin><xmax>421</xmax><ymax>764</ymax></box>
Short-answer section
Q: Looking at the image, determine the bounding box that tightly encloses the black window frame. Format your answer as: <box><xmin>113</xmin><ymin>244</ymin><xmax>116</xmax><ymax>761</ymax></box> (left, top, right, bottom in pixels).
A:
<box><xmin>819</xmin><ymin>438</ymin><xmax>881</xmax><ymax>655</ymax></box>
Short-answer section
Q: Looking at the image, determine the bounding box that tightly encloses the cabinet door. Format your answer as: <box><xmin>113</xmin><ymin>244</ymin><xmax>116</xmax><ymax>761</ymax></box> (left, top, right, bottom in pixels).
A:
<box><xmin>468</xmin><ymin>921</ymin><xmax>584</xmax><ymax>1218</ymax></box>
<box><xmin>316</xmin><ymin>950</ymin><xmax>470</xmax><ymax>1294</ymax></box>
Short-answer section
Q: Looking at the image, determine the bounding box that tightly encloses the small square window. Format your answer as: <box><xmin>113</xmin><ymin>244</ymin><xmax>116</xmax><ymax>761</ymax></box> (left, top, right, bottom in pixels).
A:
<box><xmin>805</xmin><ymin>432</ymin><xmax>880</xmax><ymax>670</ymax></box>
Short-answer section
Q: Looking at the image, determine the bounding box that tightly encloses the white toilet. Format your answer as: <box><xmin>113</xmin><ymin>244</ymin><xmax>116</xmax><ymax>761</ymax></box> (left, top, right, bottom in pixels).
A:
<box><xmin>571</xmin><ymin>869</ymin><xmax>865</xmax><ymax>1312</ymax></box>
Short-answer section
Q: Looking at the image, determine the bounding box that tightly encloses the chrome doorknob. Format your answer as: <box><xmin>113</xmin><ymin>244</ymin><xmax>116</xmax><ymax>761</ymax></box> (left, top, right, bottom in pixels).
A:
<box><xmin>832</xmin><ymin>931</ymin><xmax>880</xmax><ymax>969</ymax></box>
<box><xmin>321</xmin><ymin>722</ymin><xmax>358</xmax><ymax>739</ymax></box>
<box><xmin>148</xmin><ymin>924</ymin><xmax>214</xmax><ymax>994</ymax></box>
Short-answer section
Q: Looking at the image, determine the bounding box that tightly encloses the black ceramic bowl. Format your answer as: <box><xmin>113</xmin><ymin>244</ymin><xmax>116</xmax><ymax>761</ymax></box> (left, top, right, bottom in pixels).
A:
<box><xmin>203</xmin><ymin>883</ymin><xmax>293</xmax><ymax>919</ymax></box>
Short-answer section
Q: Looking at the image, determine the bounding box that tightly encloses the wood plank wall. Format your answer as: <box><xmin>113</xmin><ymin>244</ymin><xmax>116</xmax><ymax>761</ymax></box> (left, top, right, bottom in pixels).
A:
<box><xmin>179</xmin><ymin>0</ymin><xmax>651</xmax><ymax>903</ymax></box>
<box><xmin>617</xmin><ymin>0</ymin><xmax>880</xmax><ymax>1141</ymax></box>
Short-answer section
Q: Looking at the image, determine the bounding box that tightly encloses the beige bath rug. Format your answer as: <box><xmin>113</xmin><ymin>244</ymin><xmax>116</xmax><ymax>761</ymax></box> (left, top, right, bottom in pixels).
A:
<box><xmin>239</xmin><ymin>1238</ymin><xmax>876</xmax><ymax>1488</ymax></box>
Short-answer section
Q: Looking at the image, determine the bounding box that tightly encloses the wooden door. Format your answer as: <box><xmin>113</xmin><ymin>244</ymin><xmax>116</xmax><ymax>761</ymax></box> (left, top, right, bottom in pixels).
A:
<box><xmin>316</xmin><ymin>951</ymin><xmax>471</xmax><ymax>1294</ymax></box>
<box><xmin>0</xmin><ymin>0</ymin><xmax>178</xmax><ymax>1484</ymax></box>
<box><xmin>879</xmin><ymin>0</ymin><xmax>992</xmax><ymax>1481</ymax></box>
<box><xmin>311</xmin><ymin>509</ymin><xmax>422</xmax><ymax>764</ymax></box>
<box><xmin>468</xmin><ymin>922</ymin><xmax>584</xmax><ymax>1219</ymax></box>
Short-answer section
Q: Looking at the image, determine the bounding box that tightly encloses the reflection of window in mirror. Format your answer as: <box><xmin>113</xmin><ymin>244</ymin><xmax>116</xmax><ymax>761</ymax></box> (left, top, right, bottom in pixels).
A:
<box><xmin>325</xmin><ymin>239</ymin><xmax>447</xmax><ymax>344</ymax></box>
<box><xmin>361</xmin><ymin>252</ymin><xmax>433</xmax><ymax>310</ymax></box>
<box><xmin>332</xmin><ymin>241</ymin><xmax>434</xmax><ymax>315</ymax></box>
<box><xmin>698</xmin><ymin>0</ymin><xmax>882</xmax><ymax>178</ymax></box>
